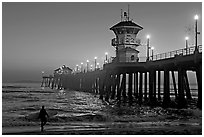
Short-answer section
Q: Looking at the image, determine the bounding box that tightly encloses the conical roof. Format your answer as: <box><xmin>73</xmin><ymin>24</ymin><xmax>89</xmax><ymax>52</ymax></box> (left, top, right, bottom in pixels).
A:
<box><xmin>110</xmin><ymin>21</ymin><xmax>143</xmax><ymax>30</ymax></box>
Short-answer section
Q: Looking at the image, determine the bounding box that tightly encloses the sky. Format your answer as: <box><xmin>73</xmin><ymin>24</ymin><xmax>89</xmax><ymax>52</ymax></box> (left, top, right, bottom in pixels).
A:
<box><xmin>2</xmin><ymin>2</ymin><xmax>202</xmax><ymax>82</ymax></box>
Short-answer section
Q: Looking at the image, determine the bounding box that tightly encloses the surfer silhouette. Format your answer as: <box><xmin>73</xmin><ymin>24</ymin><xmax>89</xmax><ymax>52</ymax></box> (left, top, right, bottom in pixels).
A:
<box><xmin>38</xmin><ymin>106</ymin><xmax>49</xmax><ymax>132</ymax></box>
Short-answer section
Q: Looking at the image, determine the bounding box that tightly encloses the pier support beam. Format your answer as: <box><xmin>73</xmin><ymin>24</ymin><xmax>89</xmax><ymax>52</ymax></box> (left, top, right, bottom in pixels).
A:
<box><xmin>95</xmin><ymin>77</ymin><xmax>99</xmax><ymax>94</ymax></box>
<box><xmin>41</xmin><ymin>77</ymin><xmax>44</xmax><ymax>87</ymax></box>
<box><xmin>128</xmin><ymin>73</ymin><xmax>133</xmax><ymax>105</ymax></box>
<box><xmin>58</xmin><ymin>78</ymin><xmax>62</xmax><ymax>89</ymax></box>
<box><xmin>171</xmin><ymin>71</ymin><xmax>177</xmax><ymax>100</ymax></box>
<box><xmin>149</xmin><ymin>71</ymin><xmax>153</xmax><ymax>103</ymax></box>
<box><xmin>91</xmin><ymin>75</ymin><xmax>95</xmax><ymax>93</ymax></box>
<box><xmin>153</xmin><ymin>71</ymin><xmax>157</xmax><ymax>101</ymax></box>
<box><xmin>122</xmin><ymin>73</ymin><xmax>127</xmax><ymax>103</ymax></box>
<box><xmin>144</xmin><ymin>72</ymin><xmax>148</xmax><ymax>101</ymax></box>
<box><xmin>196</xmin><ymin>64</ymin><xmax>202</xmax><ymax>109</ymax></box>
<box><xmin>134</xmin><ymin>72</ymin><xmax>138</xmax><ymax>99</ymax></box>
<box><xmin>99</xmin><ymin>74</ymin><xmax>105</xmax><ymax>100</ymax></box>
<box><xmin>79</xmin><ymin>78</ymin><xmax>82</xmax><ymax>91</ymax></box>
<box><xmin>177</xmin><ymin>68</ymin><xmax>187</xmax><ymax>108</ymax></box>
<box><xmin>157</xmin><ymin>71</ymin><xmax>161</xmax><ymax>101</ymax></box>
<box><xmin>48</xmin><ymin>78</ymin><xmax>51</xmax><ymax>87</ymax></box>
<box><xmin>116</xmin><ymin>74</ymin><xmax>121</xmax><ymax>103</ymax></box>
<box><xmin>162</xmin><ymin>70</ymin><xmax>171</xmax><ymax>108</ymax></box>
<box><xmin>105</xmin><ymin>72</ymin><xmax>111</xmax><ymax>102</ymax></box>
<box><xmin>51</xmin><ymin>78</ymin><xmax>55</xmax><ymax>89</ymax></box>
<box><xmin>184</xmin><ymin>71</ymin><xmax>192</xmax><ymax>100</ymax></box>
<box><xmin>138</xmin><ymin>72</ymin><xmax>143</xmax><ymax>105</ymax></box>
<box><xmin>111</xmin><ymin>74</ymin><xmax>117</xmax><ymax>99</ymax></box>
<box><xmin>89</xmin><ymin>74</ymin><xmax>94</xmax><ymax>93</ymax></box>
<box><xmin>45</xmin><ymin>78</ymin><xmax>47</xmax><ymax>87</ymax></box>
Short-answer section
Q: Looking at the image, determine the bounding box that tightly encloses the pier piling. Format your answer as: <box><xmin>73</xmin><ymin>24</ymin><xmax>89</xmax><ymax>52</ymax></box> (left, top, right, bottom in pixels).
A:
<box><xmin>144</xmin><ymin>72</ymin><xmax>148</xmax><ymax>101</ymax></box>
<box><xmin>196</xmin><ymin>64</ymin><xmax>202</xmax><ymax>109</ymax></box>
<box><xmin>128</xmin><ymin>73</ymin><xmax>133</xmax><ymax>105</ymax></box>
<box><xmin>157</xmin><ymin>71</ymin><xmax>161</xmax><ymax>100</ymax></box>
<box><xmin>122</xmin><ymin>73</ymin><xmax>127</xmax><ymax>103</ymax></box>
<box><xmin>177</xmin><ymin>68</ymin><xmax>186</xmax><ymax>108</ymax></box>
<box><xmin>163</xmin><ymin>70</ymin><xmax>171</xmax><ymax>108</ymax></box>
<box><xmin>138</xmin><ymin>72</ymin><xmax>143</xmax><ymax>105</ymax></box>
<box><xmin>134</xmin><ymin>72</ymin><xmax>138</xmax><ymax>98</ymax></box>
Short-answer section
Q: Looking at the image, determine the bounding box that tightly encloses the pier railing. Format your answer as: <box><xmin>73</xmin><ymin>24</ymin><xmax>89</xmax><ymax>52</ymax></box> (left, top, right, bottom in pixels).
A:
<box><xmin>106</xmin><ymin>45</ymin><xmax>202</xmax><ymax>63</ymax></box>
<box><xmin>152</xmin><ymin>45</ymin><xmax>202</xmax><ymax>61</ymax></box>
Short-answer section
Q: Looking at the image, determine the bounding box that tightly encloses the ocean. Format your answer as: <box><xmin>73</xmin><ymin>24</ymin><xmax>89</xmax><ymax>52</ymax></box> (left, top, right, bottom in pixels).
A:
<box><xmin>2</xmin><ymin>82</ymin><xmax>202</xmax><ymax>134</ymax></box>
<box><xmin>2</xmin><ymin>82</ymin><xmax>109</xmax><ymax>127</ymax></box>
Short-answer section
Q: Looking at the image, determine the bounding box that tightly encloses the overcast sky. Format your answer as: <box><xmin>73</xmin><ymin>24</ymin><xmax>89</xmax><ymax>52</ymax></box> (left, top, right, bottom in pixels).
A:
<box><xmin>2</xmin><ymin>2</ymin><xmax>202</xmax><ymax>82</ymax></box>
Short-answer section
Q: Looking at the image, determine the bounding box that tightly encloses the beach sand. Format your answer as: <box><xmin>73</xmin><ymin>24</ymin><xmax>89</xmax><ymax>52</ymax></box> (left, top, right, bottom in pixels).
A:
<box><xmin>3</xmin><ymin>118</ymin><xmax>202</xmax><ymax>135</ymax></box>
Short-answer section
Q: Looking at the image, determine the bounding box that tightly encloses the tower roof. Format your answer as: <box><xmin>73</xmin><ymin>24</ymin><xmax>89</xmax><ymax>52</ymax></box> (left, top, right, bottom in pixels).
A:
<box><xmin>110</xmin><ymin>21</ymin><xmax>143</xmax><ymax>30</ymax></box>
<box><xmin>54</xmin><ymin>66</ymin><xmax>72</xmax><ymax>72</ymax></box>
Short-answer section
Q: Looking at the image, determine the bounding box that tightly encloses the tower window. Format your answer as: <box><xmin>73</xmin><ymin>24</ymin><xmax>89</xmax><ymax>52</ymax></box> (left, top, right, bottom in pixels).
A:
<box><xmin>127</xmin><ymin>28</ymin><xmax>134</xmax><ymax>34</ymax></box>
<box><xmin>127</xmin><ymin>30</ymin><xmax>130</xmax><ymax>33</ymax></box>
<box><xmin>131</xmin><ymin>55</ymin><xmax>135</xmax><ymax>60</ymax></box>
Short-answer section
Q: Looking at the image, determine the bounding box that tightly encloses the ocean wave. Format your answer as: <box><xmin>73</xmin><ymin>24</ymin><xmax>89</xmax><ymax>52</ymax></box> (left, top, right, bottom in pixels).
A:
<box><xmin>2</xmin><ymin>86</ymin><xmax>27</xmax><ymax>89</ymax></box>
<box><xmin>51</xmin><ymin>113</ymin><xmax>111</xmax><ymax>123</ymax></box>
<box><xmin>24</xmin><ymin>108</ymin><xmax>110</xmax><ymax>123</ymax></box>
<box><xmin>22</xmin><ymin>99</ymin><xmax>40</xmax><ymax>102</ymax></box>
<box><xmin>21</xmin><ymin>107</ymin><xmax>39</xmax><ymax>111</ymax></box>
<box><xmin>2</xmin><ymin>90</ymin><xmax>54</xmax><ymax>94</ymax></box>
<box><xmin>2</xmin><ymin>90</ymin><xmax>30</xmax><ymax>93</ymax></box>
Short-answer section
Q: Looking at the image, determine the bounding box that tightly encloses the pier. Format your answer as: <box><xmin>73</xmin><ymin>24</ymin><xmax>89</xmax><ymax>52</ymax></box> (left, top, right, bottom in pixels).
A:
<box><xmin>41</xmin><ymin>11</ymin><xmax>202</xmax><ymax>109</ymax></box>
<box><xmin>60</xmin><ymin>45</ymin><xmax>202</xmax><ymax>109</ymax></box>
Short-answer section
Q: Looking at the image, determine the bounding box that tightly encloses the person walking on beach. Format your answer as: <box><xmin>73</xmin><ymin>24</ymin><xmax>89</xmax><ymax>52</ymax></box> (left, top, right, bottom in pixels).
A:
<box><xmin>38</xmin><ymin>106</ymin><xmax>49</xmax><ymax>132</ymax></box>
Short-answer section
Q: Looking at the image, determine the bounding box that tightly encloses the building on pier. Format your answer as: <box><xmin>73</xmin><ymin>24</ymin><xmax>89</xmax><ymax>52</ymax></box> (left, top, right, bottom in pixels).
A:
<box><xmin>110</xmin><ymin>10</ymin><xmax>143</xmax><ymax>63</ymax></box>
<box><xmin>54</xmin><ymin>65</ymin><xmax>72</xmax><ymax>75</ymax></box>
<box><xmin>41</xmin><ymin>65</ymin><xmax>72</xmax><ymax>89</ymax></box>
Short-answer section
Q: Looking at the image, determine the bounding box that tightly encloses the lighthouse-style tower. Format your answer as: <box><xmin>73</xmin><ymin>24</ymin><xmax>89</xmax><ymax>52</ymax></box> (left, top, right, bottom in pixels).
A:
<box><xmin>110</xmin><ymin>8</ymin><xmax>143</xmax><ymax>62</ymax></box>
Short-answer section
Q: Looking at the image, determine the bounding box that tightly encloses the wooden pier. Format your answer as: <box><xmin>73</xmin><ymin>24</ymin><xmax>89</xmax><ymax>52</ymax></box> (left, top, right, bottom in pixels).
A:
<box><xmin>41</xmin><ymin>11</ymin><xmax>202</xmax><ymax>109</ymax></box>
<box><xmin>43</xmin><ymin>45</ymin><xmax>202</xmax><ymax>109</ymax></box>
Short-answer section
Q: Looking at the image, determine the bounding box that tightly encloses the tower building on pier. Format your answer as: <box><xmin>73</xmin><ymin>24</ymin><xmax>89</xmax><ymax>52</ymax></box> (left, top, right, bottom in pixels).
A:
<box><xmin>110</xmin><ymin>8</ymin><xmax>143</xmax><ymax>62</ymax></box>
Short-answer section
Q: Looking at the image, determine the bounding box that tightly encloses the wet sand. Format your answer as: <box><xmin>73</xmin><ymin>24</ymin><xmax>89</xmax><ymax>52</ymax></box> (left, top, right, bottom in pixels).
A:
<box><xmin>3</xmin><ymin>118</ymin><xmax>202</xmax><ymax>135</ymax></box>
<box><xmin>3</xmin><ymin>125</ymin><xmax>201</xmax><ymax>135</ymax></box>
<box><xmin>3</xmin><ymin>104</ymin><xmax>202</xmax><ymax>135</ymax></box>
<box><xmin>3</xmin><ymin>105</ymin><xmax>202</xmax><ymax>135</ymax></box>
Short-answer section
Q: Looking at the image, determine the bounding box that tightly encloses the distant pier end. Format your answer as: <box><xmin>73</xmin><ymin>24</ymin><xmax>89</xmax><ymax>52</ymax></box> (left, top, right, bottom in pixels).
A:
<box><xmin>41</xmin><ymin>65</ymin><xmax>72</xmax><ymax>89</ymax></box>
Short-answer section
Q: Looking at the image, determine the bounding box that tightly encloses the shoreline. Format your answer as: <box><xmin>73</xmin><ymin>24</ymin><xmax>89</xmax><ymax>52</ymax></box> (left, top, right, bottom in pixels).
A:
<box><xmin>3</xmin><ymin>120</ymin><xmax>202</xmax><ymax>135</ymax></box>
<box><xmin>3</xmin><ymin>125</ymin><xmax>202</xmax><ymax>135</ymax></box>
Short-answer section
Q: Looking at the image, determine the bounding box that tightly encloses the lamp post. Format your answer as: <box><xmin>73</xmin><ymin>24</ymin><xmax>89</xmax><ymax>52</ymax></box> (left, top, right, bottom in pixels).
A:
<box><xmin>97</xmin><ymin>63</ymin><xmax>100</xmax><ymax>69</ymax></box>
<box><xmin>81</xmin><ymin>62</ymin><xmax>83</xmax><ymax>72</ymax></box>
<box><xmin>76</xmin><ymin>64</ymin><xmax>79</xmax><ymax>72</ymax></box>
<box><xmin>194</xmin><ymin>14</ymin><xmax>198</xmax><ymax>52</ymax></box>
<box><xmin>185</xmin><ymin>37</ymin><xmax>189</xmax><ymax>55</ymax></box>
<box><xmin>146</xmin><ymin>35</ymin><xmax>150</xmax><ymax>61</ymax></box>
<box><xmin>94</xmin><ymin>57</ymin><xmax>97</xmax><ymax>70</ymax></box>
<box><xmin>79</xmin><ymin>66</ymin><xmax>81</xmax><ymax>73</ymax></box>
<box><xmin>105</xmin><ymin>52</ymin><xmax>108</xmax><ymax>63</ymax></box>
<box><xmin>90</xmin><ymin>65</ymin><xmax>93</xmax><ymax>71</ymax></box>
<box><xmin>86</xmin><ymin>60</ymin><xmax>89</xmax><ymax>72</ymax></box>
<box><xmin>41</xmin><ymin>71</ymin><xmax>44</xmax><ymax>77</ymax></box>
<box><xmin>151</xmin><ymin>47</ymin><xmax>154</xmax><ymax>60</ymax></box>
